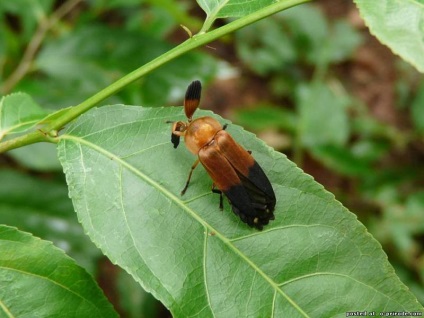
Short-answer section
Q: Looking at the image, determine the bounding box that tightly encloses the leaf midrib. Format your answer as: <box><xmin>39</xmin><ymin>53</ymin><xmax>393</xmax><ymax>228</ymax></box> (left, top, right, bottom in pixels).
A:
<box><xmin>60</xmin><ymin>133</ymin><xmax>310</xmax><ymax>317</ymax></box>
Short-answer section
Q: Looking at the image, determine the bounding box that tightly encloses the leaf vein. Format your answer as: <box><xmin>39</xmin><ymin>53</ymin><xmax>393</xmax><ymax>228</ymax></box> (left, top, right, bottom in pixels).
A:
<box><xmin>279</xmin><ymin>272</ymin><xmax>407</xmax><ymax>309</ymax></box>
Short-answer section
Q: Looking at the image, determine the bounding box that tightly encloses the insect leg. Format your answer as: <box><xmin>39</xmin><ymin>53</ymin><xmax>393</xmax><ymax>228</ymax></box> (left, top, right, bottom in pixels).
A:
<box><xmin>181</xmin><ymin>159</ymin><xmax>200</xmax><ymax>195</ymax></box>
<box><xmin>211</xmin><ymin>183</ymin><xmax>223</xmax><ymax>210</ymax></box>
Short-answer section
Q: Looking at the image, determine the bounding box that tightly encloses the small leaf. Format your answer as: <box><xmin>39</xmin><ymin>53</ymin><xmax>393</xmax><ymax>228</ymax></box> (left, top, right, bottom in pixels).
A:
<box><xmin>0</xmin><ymin>94</ymin><xmax>66</xmax><ymax>171</ymax></box>
<box><xmin>58</xmin><ymin>105</ymin><xmax>423</xmax><ymax>317</ymax></box>
<box><xmin>0</xmin><ymin>92</ymin><xmax>47</xmax><ymax>140</ymax></box>
<box><xmin>0</xmin><ymin>225</ymin><xmax>118</xmax><ymax>317</ymax></box>
<box><xmin>354</xmin><ymin>0</ymin><xmax>424</xmax><ymax>73</ymax></box>
<box><xmin>197</xmin><ymin>0</ymin><xmax>274</xmax><ymax>32</ymax></box>
<box><xmin>198</xmin><ymin>0</ymin><xmax>274</xmax><ymax>18</ymax></box>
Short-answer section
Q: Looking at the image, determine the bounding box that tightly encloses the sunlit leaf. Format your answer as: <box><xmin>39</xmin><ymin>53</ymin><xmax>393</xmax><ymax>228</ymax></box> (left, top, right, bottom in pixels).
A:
<box><xmin>354</xmin><ymin>0</ymin><xmax>424</xmax><ymax>73</ymax></box>
<box><xmin>0</xmin><ymin>225</ymin><xmax>118</xmax><ymax>317</ymax></box>
<box><xmin>58</xmin><ymin>105</ymin><xmax>423</xmax><ymax>317</ymax></box>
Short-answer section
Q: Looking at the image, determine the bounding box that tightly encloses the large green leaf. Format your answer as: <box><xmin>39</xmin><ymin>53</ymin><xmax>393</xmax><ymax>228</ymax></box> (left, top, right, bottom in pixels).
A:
<box><xmin>354</xmin><ymin>0</ymin><xmax>424</xmax><ymax>73</ymax></box>
<box><xmin>58</xmin><ymin>105</ymin><xmax>423</xmax><ymax>317</ymax></box>
<box><xmin>0</xmin><ymin>225</ymin><xmax>118</xmax><ymax>317</ymax></box>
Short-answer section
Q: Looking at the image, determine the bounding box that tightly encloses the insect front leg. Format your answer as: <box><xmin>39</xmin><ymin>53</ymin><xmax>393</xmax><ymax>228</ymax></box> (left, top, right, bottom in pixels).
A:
<box><xmin>181</xmin><ymin>159</ymin><xmax>200</xmax><ymax>195</ymax></box>
<box><xmin>167</xmin><ymin>121</ymin><xmax>186</xmax><ymax>149</ymax></box>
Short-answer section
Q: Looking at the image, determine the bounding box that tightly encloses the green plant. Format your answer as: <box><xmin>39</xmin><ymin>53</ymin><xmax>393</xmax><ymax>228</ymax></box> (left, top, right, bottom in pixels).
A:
<box><xmin>0</xmin><ymin>0</ymin><xmax>423</xmax><ymax>317</ymax></box>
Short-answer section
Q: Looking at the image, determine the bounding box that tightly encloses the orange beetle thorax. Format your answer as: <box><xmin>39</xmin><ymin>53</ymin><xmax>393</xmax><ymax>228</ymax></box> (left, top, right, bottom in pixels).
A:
<box><xmin>184</xmin><ymin>116</ymin><xmax>222</xmax><ymax>154</ymax></box>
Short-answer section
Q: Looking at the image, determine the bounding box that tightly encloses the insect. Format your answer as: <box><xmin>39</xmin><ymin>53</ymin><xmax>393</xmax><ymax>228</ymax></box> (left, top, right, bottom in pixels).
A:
<box><xmin>167</xmin><ymin>80</ymin><xmax>276</xmax><ymax>230</ymax></box>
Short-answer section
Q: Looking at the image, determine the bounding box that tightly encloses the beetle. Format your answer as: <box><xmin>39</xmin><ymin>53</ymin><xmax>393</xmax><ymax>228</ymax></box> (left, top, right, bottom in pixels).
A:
<box><xmin>168</xmin><ymin>80</ymin><xmax>276</xmax><ymax>230</ymax></box>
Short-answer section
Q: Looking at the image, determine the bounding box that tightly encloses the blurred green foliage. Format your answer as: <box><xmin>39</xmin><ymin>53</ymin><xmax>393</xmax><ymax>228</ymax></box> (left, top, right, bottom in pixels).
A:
<box><xmin>0</xmin><ymin>0</ymin><xmax>423</xmax><ymax>315</ymax></box>
<box><xmin>1</xmin><ymin>0</ymin><xmax>217</xmax><ymax>108</ymax></box>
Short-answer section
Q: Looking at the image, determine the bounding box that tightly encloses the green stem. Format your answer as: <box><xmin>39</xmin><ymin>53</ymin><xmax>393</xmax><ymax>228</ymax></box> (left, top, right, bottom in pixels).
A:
<box><xmin>0</xmin><ymin>131</ymin><xmax>49</xmax><ymax>153</ymax></box>
<box><xmin>0</xmin><ymin>0</ymin><xmax>310</xmax><ymax>154</ymax></box>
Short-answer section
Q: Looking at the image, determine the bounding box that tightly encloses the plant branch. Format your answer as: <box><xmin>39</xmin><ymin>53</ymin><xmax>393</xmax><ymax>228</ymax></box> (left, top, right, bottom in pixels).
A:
<box><xmin>0</xmin><ymin>131</ymin><xmax>50</xmax><ymax>153</ymax></box>
<box><xmin>0</xmin><ymin>0</ymin><xmax>310</xmax><ymax>154</ymax></box>
<box><xmin>0</xmin><ymin>0</ymin><xmax>83</xmax><ymax>95</ymax></box>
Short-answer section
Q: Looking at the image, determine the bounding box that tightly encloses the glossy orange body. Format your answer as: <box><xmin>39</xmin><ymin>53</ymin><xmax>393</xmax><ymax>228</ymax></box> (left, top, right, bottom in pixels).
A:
<box><xmin>184</xmin><ymin>117</ymin><xmax>222</xmax><ymax>154</ymax></box>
